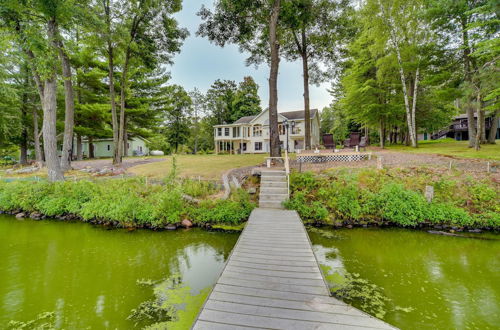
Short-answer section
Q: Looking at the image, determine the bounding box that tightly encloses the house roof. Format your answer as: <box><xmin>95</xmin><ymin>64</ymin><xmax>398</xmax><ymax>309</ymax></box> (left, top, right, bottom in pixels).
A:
<box><xmin>215</xmin><ymin>108</ymin><xmax>319</xmax><ymax>127</ymax></box>
<box><xmin>234</xmin><ymin>115</ymin><xmax>257</xmax><ymax>124</ymax></box>
<box><xmin>280</xmin><ymin>109</ymin><xmax>318</xmax><ymax>120</ymax></box>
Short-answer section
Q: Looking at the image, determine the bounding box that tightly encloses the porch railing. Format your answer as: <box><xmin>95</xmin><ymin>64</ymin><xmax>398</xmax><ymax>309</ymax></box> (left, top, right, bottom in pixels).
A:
<box><xmin>284</xmin><ymin>149</ymin><xmax>290</xmax><ymax>199</ymax></box>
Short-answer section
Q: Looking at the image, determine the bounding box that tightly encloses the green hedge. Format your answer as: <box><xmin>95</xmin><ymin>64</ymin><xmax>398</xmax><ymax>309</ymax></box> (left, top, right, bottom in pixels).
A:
<box><xmin>0</xmin><ymin>179</ymin><xmax>255</xmax><ymax>228</ymax></box>
<box><xmin>285</xmin><ymin>169</ymin><xmax>499</xmax><ymax>229</ymax></box>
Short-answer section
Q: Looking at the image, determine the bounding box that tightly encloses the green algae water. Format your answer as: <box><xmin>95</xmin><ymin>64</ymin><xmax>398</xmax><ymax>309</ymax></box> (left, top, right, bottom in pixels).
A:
<box><xmin>309</xmin><ymin>227</ymin><xmax>500</xmax><ymax>330</ymax></box>
<box><xmin>0</xmin><ymin>215</ymin><xmax>238</xmax><ymax>329</ymax></box>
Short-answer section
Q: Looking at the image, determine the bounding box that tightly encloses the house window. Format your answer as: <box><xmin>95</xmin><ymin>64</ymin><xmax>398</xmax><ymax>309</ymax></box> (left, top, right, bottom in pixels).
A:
<box><xmin>107</xmin><ymin>144</ymin><xmax>111</xmax><ymax>151</ymax></box>
<box><xmin>255</xmin><ymin>142</ymin><xmax>262</xmax><ymax>151</ymax></box>
<box><xmin>217</xmin><ymin>128</ymin><xmax>222</xmax><ymax>136</ymax></box>
<box><xmin>233</xmin><ymin>127</ymin><xmax>240</xmax><ymax>138</ymax></box>
<box><xmin>225</xmin><ymin>127</ymin><xmax>230</xmax><ymax>136</ymax></box>
<box><xmin>253</xmin><ymin>125</ymin><xmax>262</xmax><ymax>137</ymax></box>
<box><xmin>292</xmin><ymin>125</ymin><xmax>302</xmax><ymax>134</ymax></box>
<box><xmin>241</xmin><ymin>143</ymin><xmax>247</xmax><ymax>151</ymax></box>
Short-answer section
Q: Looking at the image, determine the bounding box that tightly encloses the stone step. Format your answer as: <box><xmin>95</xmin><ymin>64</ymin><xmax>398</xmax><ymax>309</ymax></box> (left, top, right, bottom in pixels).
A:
<box><xmin>261</xmin><ymin>170</ymin><xmax>286</xmax><ymax>176</ymax></box>
<box><xmin>260</xmin><ymin>187</ymin><xmax>288</xmax><ymax>195</ymax></box>
<box><xmin>261</xmin><ymin>175</ymin><xmax>287</xmax><ymax>182</ymax></box>
<box><xmin>259</xmin><ymin>193</ymin><xmax>288</xmax><ymax>201</ymax></box>
<box><xmin>259</xmin><ymin>200</ymin><xmax>285</xmax><ymax>209</ymax></box>
<box><xmin>261</xmin><ymin>181</ymin><xmax>288</xmax><ymax>188</ymax></box>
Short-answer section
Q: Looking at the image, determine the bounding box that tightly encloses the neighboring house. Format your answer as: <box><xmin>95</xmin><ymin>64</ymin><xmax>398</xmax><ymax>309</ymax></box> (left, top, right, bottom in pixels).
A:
<box><xmin>431</xmin><ymin>113</ymin><xmax>500</xmax><ymax>141</ymax></box>
<box><xmin>214</xmin><ymin>109</ymin><xmax>321</xmax><ymax>154</ymax></box>
<box><xmin>76</xmin><ymin>136</ymin><xmax>150</xmax><ymax>158</ymax></box>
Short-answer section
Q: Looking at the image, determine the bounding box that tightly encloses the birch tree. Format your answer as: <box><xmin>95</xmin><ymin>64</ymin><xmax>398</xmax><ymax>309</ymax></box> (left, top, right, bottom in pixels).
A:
<box><xmin>377</xmin><ymin>0</ymin><xmax>429</xmax><ymax>147</ymax></box>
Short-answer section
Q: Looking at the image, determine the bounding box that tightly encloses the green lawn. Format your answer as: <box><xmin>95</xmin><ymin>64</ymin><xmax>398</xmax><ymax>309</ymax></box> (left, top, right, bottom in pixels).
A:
<box><xmin>128</xmin><ymin>154</ymin><xmax>267</xmax><ymax>179</ymax></box>
<box><xmin>383</xmin><ymin>139</ymin><xmax>500</xmax><ymax>161</ymax></box>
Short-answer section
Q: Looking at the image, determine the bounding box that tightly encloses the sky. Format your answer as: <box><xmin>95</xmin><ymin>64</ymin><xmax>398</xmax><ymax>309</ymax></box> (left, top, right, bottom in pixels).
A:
<box><xmin>168</xmin><ymin>0</ymin><xmax>333</xmax><ymax>113</ymax></box>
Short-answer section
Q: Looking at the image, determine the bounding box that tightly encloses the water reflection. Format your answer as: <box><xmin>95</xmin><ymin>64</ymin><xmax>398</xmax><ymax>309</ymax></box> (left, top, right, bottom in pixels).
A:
<box><xmin>309</xmin><ymin>227</ymin><xmax>500</xmax><ymax>329</ymax></box>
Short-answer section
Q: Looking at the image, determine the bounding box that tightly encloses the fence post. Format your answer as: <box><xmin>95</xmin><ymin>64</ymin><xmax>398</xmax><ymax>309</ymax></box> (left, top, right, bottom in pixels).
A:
<box><xmin>377</xmin><ymin>156</ymin><xmax>383</xmax><ymax>170</ymax></box>
<box><xmin>487</xmin><ymin>162</ymin><xmax>490</xmax><ymax>173</ymax></box>
<box><xmin>448</xmin><ymin>161</ymin><xmax>453</xmax><ymax>171</ymax></box>
<box><xmin>425</xmin><ymin>185</ymin><xmax>434</xmax><ymax>203</ymax></box>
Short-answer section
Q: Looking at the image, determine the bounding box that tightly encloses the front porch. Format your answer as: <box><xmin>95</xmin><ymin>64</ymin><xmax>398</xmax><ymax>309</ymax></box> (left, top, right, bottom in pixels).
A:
<box><xmin>215</xmin><ymin>140</ymin><xmax>251</xmax><ymax>154</ymax></box>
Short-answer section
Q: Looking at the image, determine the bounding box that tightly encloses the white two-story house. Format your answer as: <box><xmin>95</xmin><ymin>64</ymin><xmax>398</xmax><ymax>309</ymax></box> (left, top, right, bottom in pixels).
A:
<box><xmin>214</xmin><ymin>109</ymin><xmax>321</xmax><ymax>154</ymax></box>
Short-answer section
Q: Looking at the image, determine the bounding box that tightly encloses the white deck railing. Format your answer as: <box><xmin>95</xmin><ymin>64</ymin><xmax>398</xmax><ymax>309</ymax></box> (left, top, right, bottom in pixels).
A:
<box><xmin>284</xmin><ymin>149</ymin><xmax>290</xmax><ymax>199</ymax></box>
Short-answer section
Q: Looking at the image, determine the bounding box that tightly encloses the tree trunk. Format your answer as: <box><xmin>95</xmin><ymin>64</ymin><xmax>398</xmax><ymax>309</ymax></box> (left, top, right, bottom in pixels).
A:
<box><xmin>123</xmin><ymin>115</ymin><xmax>128</xmax><ymax>157</ymax></box>
<box><xmin>43</xmin><ymin>19</ymin><xmax>64</xmax><ymax>181</ymax></box>
<box><xmin>20</xmin><ymin>128</ymin><xmax>28</xmax><ymax>165</ymax></box>
<box><xmin>89</xmin><ymin>136</ymin><xmax>95</xmax><ymax>158</ymax></box>
<box><xmin>378</xmin><ymin>0</ymin><xmax>416</xmax><ymax>147</ymax></box>
<box><xmin>20</xmin><ymin>62</ymin><xmax>29</xmax><ymax>165</ymax></box>
<box><xmin>42</xmin><ymin>77</ymin><xmax>64</xmax><ymax>181</ymax></box>
<box><xmin>104</xmin><ymin>0</ymin><xmax>120</xmax><ymax>165</ymax></box>
<box><xmin>411</xmin><ymin>68</ymin><xmax>419</xmax><ymax>147</ymax></box>
<box><xmin>23</xmin><ymin>50</ymin><xmax>43</xmax><ymax>164</ymax></box>
<box><xmin>474</xmin><ymin>93</ymin><xmax>483</xmax><ymax>151</ymax></box>
<box><xmin>379</xmin><ymin>119</ymin><xmax>385</xmax><ymax>148</ymax></box>
<box><xmin>461</xmin><ymin>18</ymin><xmax>476</xmax><ymax>148</ymax></box>
<box><xmin>300</xmin><ymin>30</ymin><xmax>311</xmax><ymax>150</ymax></box>
<box><xmin>487</xmin><ymin>109</ymin><xmax>499</xmax><ymax>143</ymax></box>
<box><xmin>268</xmin><ymin>0</ymin><xmax>281</xmax><ymax>158</ymax></box>
<box><xmin>117</xmin><ymin>49</ymin><xmax>131</xmax><ymax>165</ymax></box>
<box><xmin>33</xmin><ymin>108</ymin><xmax>42</xmax><ymax>163</ymax></box>
<box><xmin>76</xmin><ymin>134</ymin><xmax>83</xmax><ymax>160</ymax></box>
<box><xmin>480</xmin><ymin>110</ymin><xmax>486</xmax><ymax>143</ymax></box>
<box><xmin>55</xmin><ymin>23</ymin><xmax>75</xmax><ymax>171</ymax></box>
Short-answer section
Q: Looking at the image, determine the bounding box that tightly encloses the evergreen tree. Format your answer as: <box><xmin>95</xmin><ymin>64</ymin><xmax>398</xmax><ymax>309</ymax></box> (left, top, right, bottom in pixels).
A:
<box><xmin>232</xmin><ymin>76</ymin><xmax>262</xmax><ymax>122</ymax></box>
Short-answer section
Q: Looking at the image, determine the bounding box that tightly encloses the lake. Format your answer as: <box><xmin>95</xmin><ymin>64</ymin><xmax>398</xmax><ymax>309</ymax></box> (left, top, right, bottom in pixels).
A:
<box><xmin>0</xmin><ymin>215</ymin><xmax>237</xmax><ymax>328</ymax></box>
<box><xmin>309</xmin><ymin>227</ymin><xmax>500</xmax><ymax>329</ymax></box>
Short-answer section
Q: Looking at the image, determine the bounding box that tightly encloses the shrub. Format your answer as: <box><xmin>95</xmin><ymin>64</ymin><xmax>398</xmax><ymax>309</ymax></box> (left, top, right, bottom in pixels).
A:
<box><xmin>371</xmin><ymin>184</ymin><xmax>428</xmax><ymax>226</ymax></box>
<box><xmin>154</xmin><ymin>190</ymin><xmax>184</xmax><ymax>225</ymax></box>
<box><xmin>0</xmin><ymin>178</ymin><xmax>254</xmax><ymax>228</ymax></box>
<box><xmin>285</xmin><ymin>191</ymin><xmax>328</xmax><ymax>222</ymax></box>
<box><xmin>180</xmin><ymin>179</ymin><xmax>218</xmax><ymax>198</ymax></box>
<box><xmin>426</xmin><ymin>203</ymin><xmax>473</xmax><ymax>226</ymax></box>
<box><xmin>190</xmin><ymin>189</ymin><xmax>255</xmax><ymax>225</ymax></box>
<box><xmin>286</xmin><ymin>170</ymin><xmax>499</xmax><ymax>229</ymax></box>
<box><xmin>289</xmin><ymin>171</ymin><xmax>321</xmax><ymax>191</ymax></box>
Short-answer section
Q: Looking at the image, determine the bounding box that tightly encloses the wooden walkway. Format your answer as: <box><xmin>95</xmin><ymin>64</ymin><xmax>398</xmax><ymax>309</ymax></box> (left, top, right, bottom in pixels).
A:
<box><xmin>193</xmin><ymin>208</ymin><xmax>396</xmax><ymax>329</ymax></box>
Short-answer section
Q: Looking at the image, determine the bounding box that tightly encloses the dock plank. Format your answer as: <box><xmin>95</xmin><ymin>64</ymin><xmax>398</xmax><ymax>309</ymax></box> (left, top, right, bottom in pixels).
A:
<box><xmin>192</xmin><ymin>208</ymin><xmax>397</xmax><ymax>330</ymax></box>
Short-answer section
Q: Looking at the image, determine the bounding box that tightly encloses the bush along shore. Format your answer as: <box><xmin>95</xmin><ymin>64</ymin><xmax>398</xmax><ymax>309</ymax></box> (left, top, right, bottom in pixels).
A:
<box><xmin>0</xmin><ymin>178</ymin><xmax>255</xmax><ymax>230</ymax></box>
<box><xmin>285</xmin><ymin>168</ymin><xmax>499</xmax><ymax>231</ymax></box>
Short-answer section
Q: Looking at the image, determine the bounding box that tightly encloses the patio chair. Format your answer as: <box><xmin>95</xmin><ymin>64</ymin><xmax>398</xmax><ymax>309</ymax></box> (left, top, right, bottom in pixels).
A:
<box><xmin>343</xmin><ymin>132</ymin><xmax>361</xmax><ymax>149</ymax></box>
<box><xmin>359</xmin><ymin>136</ymin><xmax>368</xmax><ymax>151</ymax></box>
<box><xmin>322</xmin><ymin>134</ymin><xmax>335</xmax><ymax>149</ymax></box>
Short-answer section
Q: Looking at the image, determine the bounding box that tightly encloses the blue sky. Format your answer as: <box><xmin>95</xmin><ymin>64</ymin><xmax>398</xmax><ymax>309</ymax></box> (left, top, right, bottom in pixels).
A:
<box><xmin>169</xmin><ymin>1</ymin><xmax>332</xmax><ymax>113</ymax></box>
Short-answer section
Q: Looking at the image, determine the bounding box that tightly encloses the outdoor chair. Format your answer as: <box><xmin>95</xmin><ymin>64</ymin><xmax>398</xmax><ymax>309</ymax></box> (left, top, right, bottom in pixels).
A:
<box><xmin>322</xmin><ymin>134</ymin><xmax>335</xmax><ymax>149</ymax></box>
<box><xmin>343</xmin><ymin>132</ymin><xmax>361</xmax><ymax>149</ymax></box>
<box><xmin>359</xmin><ymin>136</ymin><xmax>368</xmax><ymax>151</ymax></box>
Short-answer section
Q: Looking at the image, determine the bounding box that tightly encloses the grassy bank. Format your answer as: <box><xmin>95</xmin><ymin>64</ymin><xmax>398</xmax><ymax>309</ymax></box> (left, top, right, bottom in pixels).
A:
<box><xmin>0</xmin><ymin>178</ymin><xmax>255</xmax><ymax>228</ymax></box>
<box><xmin>286</xmin><ymin>168</ymin><xmax>499</xmax><ymax>229</ymax></box>
<box><xmin>383</xmin><ymin>139</ymin><xmax>500</xmax><ymax>160</ymax></box>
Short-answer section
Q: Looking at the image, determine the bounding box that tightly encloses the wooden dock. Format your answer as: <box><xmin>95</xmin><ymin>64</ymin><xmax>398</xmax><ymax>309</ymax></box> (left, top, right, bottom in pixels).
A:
<box><xmin>193</xmin><ymin>208</ymin><xmax>396</xmax><ymax>329</ymax></box>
